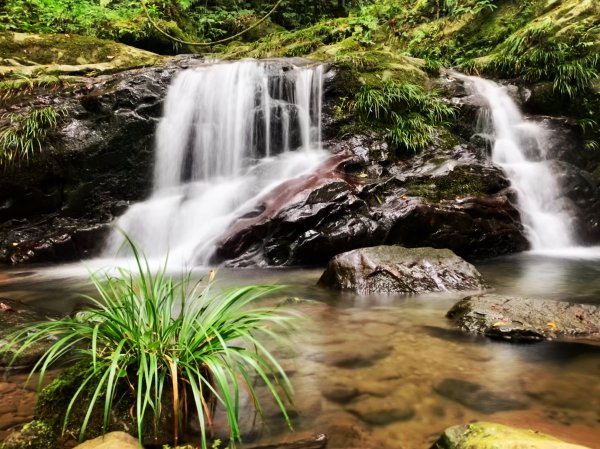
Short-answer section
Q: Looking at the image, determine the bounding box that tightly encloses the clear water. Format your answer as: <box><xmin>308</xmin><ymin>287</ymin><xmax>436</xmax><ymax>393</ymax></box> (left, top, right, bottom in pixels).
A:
<box><xmin>1</xmin><ymin>256</ymin><xmax>599</xmax><ymax>448</ymax></box>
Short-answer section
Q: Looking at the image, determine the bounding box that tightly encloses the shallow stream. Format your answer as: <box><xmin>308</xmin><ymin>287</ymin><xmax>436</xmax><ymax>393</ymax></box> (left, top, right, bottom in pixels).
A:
<box><xmin>1</xmin><ymin>253</ymin><xmax>599</xmax><ymax>448</ymax></box>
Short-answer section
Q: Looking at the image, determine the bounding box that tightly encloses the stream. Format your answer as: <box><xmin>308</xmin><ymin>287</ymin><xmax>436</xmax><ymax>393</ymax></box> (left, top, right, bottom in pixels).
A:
<box><xmin>1</xmin><ymin>254</ymin><xmax>599</xmax><ymax>448</ymax></box>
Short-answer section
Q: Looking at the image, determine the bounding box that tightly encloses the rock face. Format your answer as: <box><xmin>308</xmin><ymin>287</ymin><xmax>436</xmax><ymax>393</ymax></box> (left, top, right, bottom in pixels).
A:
<box><xmin>214</xmin><ymin>135</ymin><xmax>529</xmax><ymax>267</ymax></box>
<box><xmin>317</xmin><ymin>246</ymin><xmax>486</xmax><ymax>294</ymax></box>
<box><xmin>447</xmin><ymin>294</ymin><xmax>600</xmax><ymax>342</ymax></box>
<box><xmin>4</xmin><ymin>61</ymin><xmax>600</xmax><ymax>266</ymax></box>
<box><xmin>431</xmin><ymin>422</ymin><xmax>591</xmax><ymax>449</ymax></box>
<box><xmin>0</xmin><ymin>55</ymin><xmax>203</xmax><ymax>264</ymax></box>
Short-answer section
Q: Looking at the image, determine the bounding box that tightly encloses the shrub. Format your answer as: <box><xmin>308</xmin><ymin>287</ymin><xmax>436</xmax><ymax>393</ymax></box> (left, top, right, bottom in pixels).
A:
<box><xmin>2</xmin><ymin>242</ymin><xmax>295</xmax><ymax>447</ymax></box>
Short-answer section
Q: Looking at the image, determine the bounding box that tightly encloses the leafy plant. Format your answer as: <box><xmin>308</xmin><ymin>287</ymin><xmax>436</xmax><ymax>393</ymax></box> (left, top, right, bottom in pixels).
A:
<box><xmin>0</xmin><ymin>106</ymin><xmax>63</xmax><ymax>165</ymax></box>
<box><xmin>3</xmin><ymin>241</ymin><xmax>296</xmax><ymax>447</ymax></box>
<box><xmin>352</xmin><ymin>79</ymin><xmax>456</xmax><ymax>152</ymax></box>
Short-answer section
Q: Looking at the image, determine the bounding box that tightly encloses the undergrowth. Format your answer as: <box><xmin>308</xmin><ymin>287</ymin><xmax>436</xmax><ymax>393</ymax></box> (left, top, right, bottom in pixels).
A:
<box><xmin>351</xmin><ymin>79</ymin><xmax>456</xmax><ymax>152</ymax></box>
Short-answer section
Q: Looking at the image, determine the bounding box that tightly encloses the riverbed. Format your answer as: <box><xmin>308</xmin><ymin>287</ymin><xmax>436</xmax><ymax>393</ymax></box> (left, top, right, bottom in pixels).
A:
<box><xmin>1</xmin><ymin>253</ymin><xmax>599</xmax><ymax>448</ymax></box>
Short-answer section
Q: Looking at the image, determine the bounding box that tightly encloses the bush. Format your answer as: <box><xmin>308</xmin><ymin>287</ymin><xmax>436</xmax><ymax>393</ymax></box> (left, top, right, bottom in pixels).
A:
<box><xmin>2</xmin><ymin>241</ymin><xmax>295</xmax><ymax>447</ymax></box>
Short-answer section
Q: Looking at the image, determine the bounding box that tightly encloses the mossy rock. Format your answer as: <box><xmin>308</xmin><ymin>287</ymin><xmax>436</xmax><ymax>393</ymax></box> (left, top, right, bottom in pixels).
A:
<box><xmin>0</xmin><ymin>420</ymin><xmax>58</xmax><ymax>449</ymax></box>
<box><xmin>0</xmin><ymin>32</ymin><xmax>164</xmax><ymax>77</ymax></box>
<box><xmin>431</xmin><ymin>422</ymin><xmax>592</xmax><ymax>449</ymax></box>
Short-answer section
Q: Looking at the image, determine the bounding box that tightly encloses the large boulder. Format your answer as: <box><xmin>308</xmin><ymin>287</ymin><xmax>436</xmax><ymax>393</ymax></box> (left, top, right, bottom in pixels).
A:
<box><xmin>317</xmin><ymin>246</ymin><xmax>486</xmax><ymax>294</ymax></box>
<box><xmin>431</xmin><ymin>422</ymin><xmax>591</xmax><ymax>449</ymax></box>
<box><xmin>447</xmin><ymin>294</ymin><xmax>600</xmax><ymax>342</ymax></box>
<box><xmin>0</xmin><ymin>55</ymin><xmax>203</xmax><ymax>264</ymax></box>
<box><xmin>214</xmin><ymin>138</ymin><xmax>529</xmax><ymax>267</ymax></box>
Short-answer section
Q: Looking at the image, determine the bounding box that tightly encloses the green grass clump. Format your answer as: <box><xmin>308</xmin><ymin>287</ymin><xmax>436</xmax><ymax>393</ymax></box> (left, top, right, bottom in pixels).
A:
<box><xmin>2</xmin><ymin>243</ymin><xmax>296</xmax><ymax>447</ymax></box>
<box><xmin>0</xmin><ymin>106</ymin><xmax>63</xmax><ymax>165</ymax></box>
<box><xmin>351</xmin><ymin>79</ymin><xmax>456</xmax><ymax>152</ymax></box>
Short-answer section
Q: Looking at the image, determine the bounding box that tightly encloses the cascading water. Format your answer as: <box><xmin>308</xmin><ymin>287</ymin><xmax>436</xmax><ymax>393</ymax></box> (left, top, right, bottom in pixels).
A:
<box><xmin>104</xmin><ymin>59</ymin><xmax>327</xmax><ymax>265</ymax></box>
<box><xmin>459</xmin><ymin>75</ymin><xmax>576</xmax><ymax>251</ymax></box>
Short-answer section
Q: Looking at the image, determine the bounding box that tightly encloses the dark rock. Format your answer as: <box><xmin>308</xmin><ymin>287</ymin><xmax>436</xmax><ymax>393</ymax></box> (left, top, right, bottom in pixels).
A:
<box><xmin>214</xmin><ymin>139</ymin><xmax>529</xmax><ymax>266</ymax></box>
<box><xmin>317</xmin><ymin>246</ymin><xmax>486</xmax><ymax>294</ymax></box>
<box><xmin>0</xmin><ymin>57</ymin><xmax>202</xmax><ymax>265</ymax></box>
<box><xmin>430</xmin><ymin>421</ymin><xmax>591</xmax><ymax>449</ymax></box>
<box><xmin>433</xmin><ymin>378</ymin><xmax>527</xmax><ymax>414</ymax></box>
<box><xmin>447</xmin><ymin>294</ymin><xmax>600</xmax><ymax>342</ymax></box>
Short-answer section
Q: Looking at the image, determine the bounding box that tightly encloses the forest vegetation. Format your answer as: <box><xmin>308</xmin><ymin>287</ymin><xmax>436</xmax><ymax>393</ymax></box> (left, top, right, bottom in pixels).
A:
<box><xmin>1</xmin><ymin>0</ymin><xmax>598</xmax><ymax>156</ymax></box>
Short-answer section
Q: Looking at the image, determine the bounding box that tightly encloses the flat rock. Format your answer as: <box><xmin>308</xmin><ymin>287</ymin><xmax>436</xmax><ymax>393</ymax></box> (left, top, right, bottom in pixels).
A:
<box><xmin>447</xmin><ymin>294</ymin><xmax>600</xmax><ymax>342</ymax></box>
<box><xmin>318</xmin><ymin>246</ymin><xmax>486</xmax><ymax>294</ymax></box>
<box><xmin>73</xmin><ymin>432</ymin><xmax>139</xmax><ymax>449</ymax></box>
<box><xmin>430</xmin><ymin>422</ymin><xmax>591</xmax><ymax>449</ymax></box>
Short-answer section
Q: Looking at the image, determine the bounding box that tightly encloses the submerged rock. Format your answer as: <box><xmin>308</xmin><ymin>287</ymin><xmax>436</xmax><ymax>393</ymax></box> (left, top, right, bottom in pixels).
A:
<box><xmin>0</xmin><ymin>298</ymin><xmax>60</xmax><ymax>368</ymax></box>
<box><xmin>433</xmin><ymin>378</ymin><xmax>527</xmax><ymax>414</ymax></box>
<box><xmin>317</xmin><ymin>246</ymin><xmax>486</xmax><ymax>294</ymax></box>
<box><xmin>447</xmin><ymin>294</ymin><xmax>600</xmax><ymax>342</ymax></box>
<box><xmin>431</xmin><ymin>422</ymin><xmax>591</xmax><ymax>449</ymax></box>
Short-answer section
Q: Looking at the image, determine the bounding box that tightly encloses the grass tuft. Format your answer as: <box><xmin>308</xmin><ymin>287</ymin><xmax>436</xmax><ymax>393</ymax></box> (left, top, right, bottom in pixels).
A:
<box><xmin>0</xmin><ymin>106</ymin><xmax>63</xmax><ymax>166</ymax></box>
<box><xmin>2</xmin><ymin>239</ymin><xmax>296</xmax><ymax>447</ymax></box>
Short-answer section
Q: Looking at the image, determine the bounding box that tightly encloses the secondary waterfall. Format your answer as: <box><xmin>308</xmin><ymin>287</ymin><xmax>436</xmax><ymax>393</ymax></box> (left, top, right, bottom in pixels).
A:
<box><xmin>104</xmin><ymin>59</ymin><xmax>327</xmax><ymax>264</ymax></box>
<box><xmin>460</xmin><ymin>75</ymin><xmax>575</xmax><ymax>250</ymax></box>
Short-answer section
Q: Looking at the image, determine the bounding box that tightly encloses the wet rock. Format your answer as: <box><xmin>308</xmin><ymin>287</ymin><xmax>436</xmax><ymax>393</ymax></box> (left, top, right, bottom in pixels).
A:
<box><xmin>447</xmin><ymin>294</ymin><xmax>600</xmax><ymax>342</ymax></box>
<box><xmin>0</xmin><ymin>56</ymin><xmax>202</xmax><ymax>265</ymax></box>
<box><xmin>0</xmin><ymin>298</ymin><xmax>61</xmax><ymax>368</ymax></box>
<box><xmin>73</xmin><ymin>432</ymin><xmax>138</xmax><ymax>449</ymax></box>
<box><xmin>434</xmin><ymin>378</ymin><xmax>527</xmax><ymax>414</ymax></box>
<box><xmin>430</xmin><ymin>421</ymin><xmax>591</xmax><ymax>449</ymax></box>
<box><xmin>215</xmin><ymin>138</ymin><xmax>529</xmax><ymax>267</ymax></box>
<box><xmin>317</xmin><ymin>246</ymin><xmax>486</xmax><ymax>294</ymax></box>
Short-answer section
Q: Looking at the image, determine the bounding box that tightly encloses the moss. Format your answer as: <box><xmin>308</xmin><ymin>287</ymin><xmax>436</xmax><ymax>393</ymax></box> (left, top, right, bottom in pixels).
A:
<box><xmin>0</xmin><ymin>420</ymin><xmax>58</xmax><ymax>449</ymax></box>
<box><xmin>404</xmin><ymin>167</ymin><xmax>487</xmax><ymax>202</ymax></box>
<box><xmin>0</xmin><ymin>32</ymin><xmax>163</xmax><ymax>70</ymax></box>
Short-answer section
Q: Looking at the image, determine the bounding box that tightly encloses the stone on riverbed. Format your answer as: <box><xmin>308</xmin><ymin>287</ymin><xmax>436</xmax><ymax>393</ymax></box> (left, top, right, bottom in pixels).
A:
<box><xmin>447</xmin><ymin>294</ymin><xmax>600</xmax><ymax>342</ymax></box>
<box><xmin>430</xmin><ymin>422</ymin><xmax>591</xmax><ymax>449</ymax></box>
<box><xmin>0</xmin><ymin>298</ymin><xmax>61</xmax><ymax>368</ymax></box>
<box><xmin>317</xmin><ymin>246</ymin><xmax>486</xmax><ymax>294</ymax></box>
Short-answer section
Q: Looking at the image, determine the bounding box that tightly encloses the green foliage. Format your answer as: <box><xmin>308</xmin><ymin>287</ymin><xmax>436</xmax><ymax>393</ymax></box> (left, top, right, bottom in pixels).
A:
<box><xmin>0</xmin><ymin>106</ymin><xmax>63</xmax><ymax>165</ymax></box>
<box><xmin>2</xmin><ymin>242</ymin><xmax>295</xmax><ymax>447</ymax></box>
<box><xmin>352</xmin><ymin>79</ymin><xmax>455</xmax><ymax>152</ymax></box>
<box><xmin>488</xmin><ymin>18</ymin><xmax>600</xmax><ymax>98</ymax></box>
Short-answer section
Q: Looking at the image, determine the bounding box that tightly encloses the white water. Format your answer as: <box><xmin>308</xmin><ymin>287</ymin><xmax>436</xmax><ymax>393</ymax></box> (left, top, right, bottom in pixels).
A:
<box><xmin>104</xmin><ymin>59</ymin><xmax>328</xmax><ymax>265</ymax></box>
<box><xmin>460</xmin><ymin>75</ymin><xmax>576</xmax><ymax>251</ymax></box>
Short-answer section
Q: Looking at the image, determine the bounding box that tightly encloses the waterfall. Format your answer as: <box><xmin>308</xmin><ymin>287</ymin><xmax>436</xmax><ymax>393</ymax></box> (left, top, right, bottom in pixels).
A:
<box><xmin>104</xmin><ymin>59</ymin><xmax>327</xmax><ymax>265</ymax></box>
<box><xmin>459</xmin><ymin>75</ymin><xmax>575</xmax><ymax>250</ymax></box>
